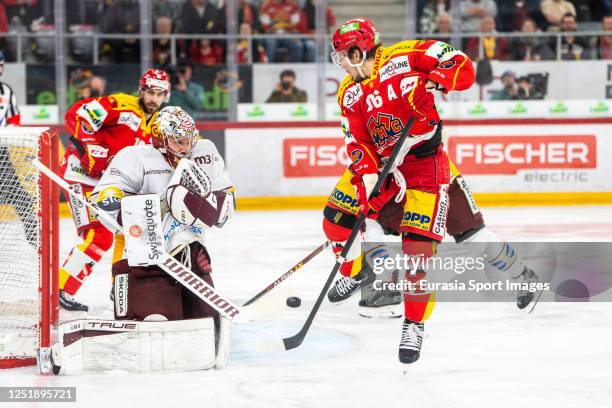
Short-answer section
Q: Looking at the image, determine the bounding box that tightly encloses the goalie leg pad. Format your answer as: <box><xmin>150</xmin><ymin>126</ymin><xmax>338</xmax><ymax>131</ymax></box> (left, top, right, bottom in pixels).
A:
<box><xmin>57</xmin><ymin>318</ymin><xmax>218</xmax><ymax>373</ymax></box>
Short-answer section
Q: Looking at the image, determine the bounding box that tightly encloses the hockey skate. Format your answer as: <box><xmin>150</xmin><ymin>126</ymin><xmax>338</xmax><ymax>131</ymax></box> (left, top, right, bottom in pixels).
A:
<box><xmin>59</xmin><ymin>289</ymin><xmax>89</xmax><ymax>312</ymax></box>
<box><xmin>327</xmin><ymin>271</ymin><xmax>368</xmax><ymax>304</ymax></box>
<box><xmin>358</xmin><ymin>269</ymin><xmax>402</xmax><ymax>318</ymax></box>
<box><xmin>398</xmin><ymin>319</ymin><xmax>424</xmax><ymax>364</ymax></box>
<box><xmin>514</xmin><ymin>267</ymin><xmax>539</xmax><ymax>309</ymax></box>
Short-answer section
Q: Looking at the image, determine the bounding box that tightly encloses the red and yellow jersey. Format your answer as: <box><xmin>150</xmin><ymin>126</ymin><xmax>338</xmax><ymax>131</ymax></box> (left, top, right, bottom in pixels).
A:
<box><xmin>66</xmin><ymin>93</ymin><xmax>153</xmax><ymax>157</ymax></box>
<box><xmin>62</xmin><ymin>93</ymin><xmax>156</xmax><ymax>181</ymax></box>
<box><xmin>337</xmin><ymin>39</ymin><xmax>474</xmax><ymax>175</ymax></box>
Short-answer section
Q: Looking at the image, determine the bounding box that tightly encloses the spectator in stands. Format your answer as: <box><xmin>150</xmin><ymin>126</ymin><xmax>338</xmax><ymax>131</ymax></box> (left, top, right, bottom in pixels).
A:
<box><xmin>299</xmin><ymin>0</ymin><xmax>336</xmax><ymax>63</ymax></box>
<box><xmin>595</xmin><ymin>14</ymin><xmax>612</xmax><ymax>59</ymax></box>
<box><xmin>188</xmin><ymin>38</ymin><xmax>224</xmax><ymax>65</ymax></box>
<box><xmin>153</xmin><ymin>16</ymin><xmax>174</xmax><ymax>66</ymax></box>
<box><xmin>491</xmin><ymin>71</ymin><xmax>518</xmax><ymax>100</ymax></box>
<box><xmin>460</xmin><ymin>0</ymin><xmax>497</xmax><ymax>32</ymax></box>
<box><xmin>559</xmin><ymin>12</ymin><xmax>592</xmax><ymax>59</ymax></box>
<box><xmin>301</xmin><ymin>0</ymin><xmax>336</xmax><ymax>61</ymax></box>
<box><xmin>69</xmin><ymin>68</ymin><xmax>106</xmax><ymax>102</ymax></box>
<box><xmin>511</xmin><ymin>17</ymin><xmax>556</xmax><ymax>60</ymax></box>
<box><xmin>516</xmin><ymin>76</ymin><xmax>536</xmax><ymax>99</ymax></box>
<box><xmin>540</xmin><ymin>0</ymin><xmax>576</xmax><ymax>30</ymax></box>
<box><xmin>181</xmin><ymin>0</ymin><xmax>222</xmax><ymax>59</ymax></box>
<box><xmin>433</xmin><ymin>12</ymin><xmax>453</xmax><ymax>44</ymax></box>
<box><xmin>571</xmin><ymin>0</ymin><xmax>606</xmax><ymax>22</ymax></box>
<box><xmin>4</xmin><ymin>0</ymin><xmax>42</xmax><ymax>29</ymax></box>
<box><xmin>419</xmin><ymin>0</ymin><xmax>451</xmax><ymax>34</ymax></box>
<box><xmin>0</xmin><ymin>2</ymin><xmax>8</xmax><ymax>55</ymax></box>
<box><xmin>465</xmin><ymin>15</ymin><xmax>509</xmax><ymax>60</ymax></box>
<box><xmin>154</xmin><ymin>0</ymin><xmax>181</xmax><ymax>24</ymax></box>
<box><xmin>168</xmin><ymin>67</ymin><xmax>202</xmax><ymax>118</ymax></box>
<box><xmin>99</xmin><ymin>0</ymin><xmax>140</xmax><ymax>63</ymax></box>
<box><xmin>266</xmin><ymin>69</ymin><xmax>307</xmax><ymax>103</ymax></box>
<box><xmin>177</xmin><ymin>59</ymin><xmax>205</xmax><ymax>108</ymax></box>
<box><xmin>218</xmin><ymin>0</ymin><xmax>262</xmax><ymax>34</ymax></box>
<box><xmin>496</xmin><ymin>0</ymin><xmax>542</xmax><ymax>32</ymax></box>
<box><xmin>260</xmin><ymin>0</ymin><xmax>304</xmax><ymax>62</ymax></box>
<box><xmin>237</xmin><ymin>22</ymin><xmax>268</xmax><ymax>63</ymax></box>
<box><xmin>181</xmin><ymin>0</ymin><xmax>220</xmax><ymax>35</ymax></box>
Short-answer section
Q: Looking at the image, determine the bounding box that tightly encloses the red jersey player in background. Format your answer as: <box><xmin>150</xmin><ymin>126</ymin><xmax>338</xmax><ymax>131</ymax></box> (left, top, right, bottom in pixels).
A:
<box><xmin>323</xmin><ymin>17</ymin><xmax>475</xmax><ymax>364</ymax></box>
<box><xmin>58</xmin><ymin>68</ymin><xmax>170</xmax><ymax>312</ymax></box>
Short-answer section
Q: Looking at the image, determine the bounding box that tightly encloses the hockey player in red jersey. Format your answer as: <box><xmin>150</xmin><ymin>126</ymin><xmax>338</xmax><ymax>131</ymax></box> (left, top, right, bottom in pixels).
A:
<box><xmin>58</xmin><ymin>68</ymin><xmax>170</xmax><ymax>312</ymax></box>
<box><xmin>323</xmin><ymin>17</ymin><xmax>475</xmax><ymax>364</ymax></box>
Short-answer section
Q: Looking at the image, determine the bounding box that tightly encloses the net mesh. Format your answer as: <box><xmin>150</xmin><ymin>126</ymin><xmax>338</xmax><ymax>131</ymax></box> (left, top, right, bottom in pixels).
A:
<box><xmin>0</xmin><ymin>129</ymin><xmax>43</xmax><ymax>361</ymax></box>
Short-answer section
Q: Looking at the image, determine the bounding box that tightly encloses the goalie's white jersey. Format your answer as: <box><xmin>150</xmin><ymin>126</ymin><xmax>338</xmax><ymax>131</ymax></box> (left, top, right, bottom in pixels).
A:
<box><xmin>92</xmin><ymin>139</ymin><xmax>232</xmax><ymax>252</ymax></box>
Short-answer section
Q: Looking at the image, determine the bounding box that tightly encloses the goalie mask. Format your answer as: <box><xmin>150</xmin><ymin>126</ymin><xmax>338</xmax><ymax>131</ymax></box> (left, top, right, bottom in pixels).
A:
<box><xmin>151</xmin><ymin>106</ymin><xmax>199</xmax><ymax>168</ymax></box>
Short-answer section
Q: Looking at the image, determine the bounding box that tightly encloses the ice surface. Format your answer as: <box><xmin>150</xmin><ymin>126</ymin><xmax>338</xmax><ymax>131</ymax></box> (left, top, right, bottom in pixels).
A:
<box><xmin>1</xmin><ymin>206</ymin><xmax>612</xmax><ymax>408</ymax></box>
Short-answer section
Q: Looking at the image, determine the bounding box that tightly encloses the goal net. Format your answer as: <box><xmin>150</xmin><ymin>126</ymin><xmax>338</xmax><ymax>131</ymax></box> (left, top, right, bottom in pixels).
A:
<box><xmin>0</xmin><ymin>127</ymin><xmax>59</xmax><ymax>369</ymax></box>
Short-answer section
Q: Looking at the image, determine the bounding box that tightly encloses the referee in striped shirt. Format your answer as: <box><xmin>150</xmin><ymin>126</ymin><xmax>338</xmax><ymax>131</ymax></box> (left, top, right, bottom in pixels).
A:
<box><xmin>0</xmin><ymin>50</ymin><xmax>37</xmax><ymax>247</ymax></box>
<box><xmin>0</xmin><ymin>51</ymin><xmax>20</xmax><ymax>126</ymax></box>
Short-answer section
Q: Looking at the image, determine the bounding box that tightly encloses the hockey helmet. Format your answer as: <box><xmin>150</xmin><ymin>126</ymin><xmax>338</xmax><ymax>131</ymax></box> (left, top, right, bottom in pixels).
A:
<box><xmin>151</xmin><ymin>106</ymin><xmax>199</xmax><ymax>167</ymax></box>
<box><xmin>331</xmin><ymin>18</ymin><xmax>381</xmax><ymax>67</ymax></box>
<box><xmin>139</xmin><ymin>68</ymin><xmax>171</xmax><ymax>102</ymax></box>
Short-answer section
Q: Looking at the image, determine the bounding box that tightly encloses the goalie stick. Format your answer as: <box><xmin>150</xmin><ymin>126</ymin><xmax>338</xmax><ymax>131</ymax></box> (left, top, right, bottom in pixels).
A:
<box><xmin>281</xmin><ymin>117</ymin><xmax>416</xmax><ymax>351</ymax></box>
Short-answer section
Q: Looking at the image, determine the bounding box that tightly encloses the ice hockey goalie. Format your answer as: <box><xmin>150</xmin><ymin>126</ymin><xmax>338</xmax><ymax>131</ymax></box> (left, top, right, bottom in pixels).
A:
<box><xmin>41</xmin><ymin>106</ymin><xmax>235</xmax><ymax>374</ymax></box>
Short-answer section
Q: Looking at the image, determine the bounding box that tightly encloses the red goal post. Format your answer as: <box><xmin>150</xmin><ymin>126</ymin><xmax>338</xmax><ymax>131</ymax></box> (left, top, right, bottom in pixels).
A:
<box><xmin>0</xmin><ymin>127</ymin><xmax>59</xmax><ymax>369</ymax></box>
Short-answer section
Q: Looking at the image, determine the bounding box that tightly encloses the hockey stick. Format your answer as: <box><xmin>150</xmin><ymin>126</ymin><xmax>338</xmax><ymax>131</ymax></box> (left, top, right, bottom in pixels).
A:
<box><xmin>281</xmin><ymin>117</ymin><xmax>416</xmax><ymax>351</ymax></box>
<box><xmin>242</xmin><ymin>241</ymin><xmax>330</xmax><ymax>306</ymax></box>
<box><xmin>32</xmin><ymin>159</ymin><xmax>248</xmax><ymax>322</ymax></box>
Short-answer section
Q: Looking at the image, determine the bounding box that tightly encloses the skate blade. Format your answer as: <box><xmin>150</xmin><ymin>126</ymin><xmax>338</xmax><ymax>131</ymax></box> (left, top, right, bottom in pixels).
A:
<box><xmin>358</xmin><ymin>304</ymin><xmax>402</xmax><ymax>319</ymax></box>
<box><xmin>528</xmin><ymin>288</ymin><xmax>545</xmax><ymax>314</ymax></box>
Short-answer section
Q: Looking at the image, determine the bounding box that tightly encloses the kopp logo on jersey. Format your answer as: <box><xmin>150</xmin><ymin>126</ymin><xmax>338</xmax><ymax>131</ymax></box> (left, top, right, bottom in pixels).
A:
<box><xmin>448</xmin><ymin>135</ymin><xmax>597</xmax><ymax>175</ymax></box>
<box><xmin>283</xmin><ymin>138</ymin><xmax>349</xmax><ymax>177</ymax></box>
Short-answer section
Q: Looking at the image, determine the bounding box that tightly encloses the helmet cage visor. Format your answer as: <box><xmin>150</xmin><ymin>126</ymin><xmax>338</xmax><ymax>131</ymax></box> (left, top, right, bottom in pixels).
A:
<box><xmin>164</xmin><ymin>128</ymin><xmax>197</xmax><ymax>159</ymax></box>
<box><xmin>330</xmin><ymin>48</ymin><xmax>367</xmax><ymax>68</ymax></box>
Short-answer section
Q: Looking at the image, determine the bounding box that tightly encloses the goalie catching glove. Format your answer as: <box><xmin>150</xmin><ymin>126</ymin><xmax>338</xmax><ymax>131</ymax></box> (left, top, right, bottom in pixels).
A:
<box><xmin>167</xmin><ymin>158</ymin><xmax>235</xmax><ymax>228</ymax></box>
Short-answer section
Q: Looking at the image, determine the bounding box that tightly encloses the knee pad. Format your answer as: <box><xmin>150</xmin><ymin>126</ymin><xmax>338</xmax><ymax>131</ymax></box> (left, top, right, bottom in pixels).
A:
<box><xmin>401</xmin><ymin>234</ymin><xmax>437</xmax><ymax>258</ymax></box>
<box><xmin>322</xmin><ymin>215</ymin><xmax>353</xmax><ymax>242</ymax></box>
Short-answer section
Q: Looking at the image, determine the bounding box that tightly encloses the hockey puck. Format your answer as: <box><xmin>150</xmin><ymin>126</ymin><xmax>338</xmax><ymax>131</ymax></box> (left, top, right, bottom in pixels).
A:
<box><xmin>286</xmin><ymin>296</ymin><xmax>301</xmax><ymax>308</ymax></box>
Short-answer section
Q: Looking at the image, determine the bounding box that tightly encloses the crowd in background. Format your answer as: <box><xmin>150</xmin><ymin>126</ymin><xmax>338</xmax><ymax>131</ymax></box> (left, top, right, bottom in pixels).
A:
<box><xmin>0</xmin><ymin>0</ymin><xmax>611</xmax><ymax>107</ymax></box>
<box><xmin>0</xmin><ymin>0</ymin><xmax>610</xmax><ymax>65</ymax></box>
<box><xmin>419</xmin><ymin>0</ymin><xmax>611</xmax><ymax>61</ymax></box>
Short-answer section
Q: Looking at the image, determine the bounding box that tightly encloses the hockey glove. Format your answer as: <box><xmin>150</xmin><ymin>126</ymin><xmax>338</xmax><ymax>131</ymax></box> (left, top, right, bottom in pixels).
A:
<box><xmin>350</xmin><ymin>172</ymin><xmax>399</xmax><ymax>219</ymax></box>
<box><xmin>79</xmin><ymin>144</ymin><xmax>109</xmax><ymax>178</ymax></box>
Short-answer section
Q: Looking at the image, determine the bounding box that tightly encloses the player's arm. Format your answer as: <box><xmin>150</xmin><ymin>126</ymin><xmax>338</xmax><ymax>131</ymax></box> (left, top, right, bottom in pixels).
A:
<box><xmin>167</xmin><ymin>143</ymin><xmax>235</xmax><ymax>230</ymax></box>
<box><xmin>203</xmin><ymin>140</ymin><xmax>236</xmax><ymax>227</ymax></box>
<box><xmin>413</xmin><ymin>40</ymin><xmax>475</xmax><ymax>93</ymax></box>
<box><xmin>65</xmin><ymin>96</ymin><xmax>119</xmax><ymax>177</ymax></box>
<box><xmin>90</xmin><ymin>147</ymin><xmax>144</xmax><ymax>228</ymax></box>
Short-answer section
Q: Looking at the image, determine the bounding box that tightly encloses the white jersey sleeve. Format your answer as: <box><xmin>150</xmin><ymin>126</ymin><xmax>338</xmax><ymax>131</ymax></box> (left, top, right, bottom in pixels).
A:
<box><xmin>91</xmin><ymin>146</ymin><xmax>145</xmax><ymax>225</ymax></box>
<box><xmin>190</xmin><ymin>139</ymin><xmax>233</xmax><ymax>192</ymax></box>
